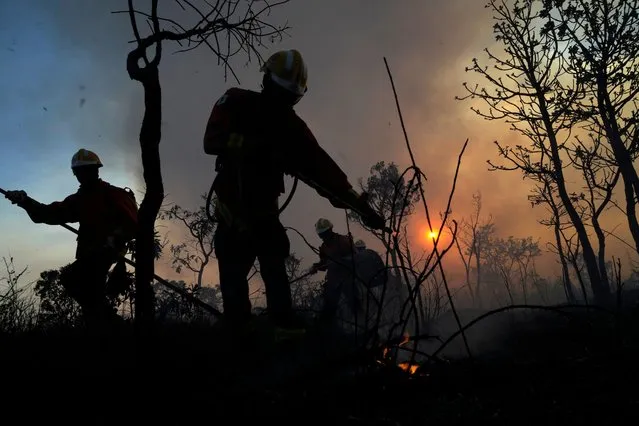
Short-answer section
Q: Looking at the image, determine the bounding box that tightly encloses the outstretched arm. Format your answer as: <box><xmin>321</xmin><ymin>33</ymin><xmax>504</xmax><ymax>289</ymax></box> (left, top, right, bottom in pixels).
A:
<box><xmin>285</xmin><ymin>123</ymin><xmax>385</xmax><ymax>230</ymax></box>
<box><xmin>11</xmin><ymin>193</ymin><xmax>80</xmax><ymax>225</ymax></box>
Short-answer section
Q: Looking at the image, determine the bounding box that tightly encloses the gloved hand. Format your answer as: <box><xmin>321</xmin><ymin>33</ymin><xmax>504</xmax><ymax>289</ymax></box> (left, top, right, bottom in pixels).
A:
<box><xmin>326</xmin><ymin>189</ymin><xmax>386</xmax><ymax>230</ymax></box>
<box><xmin>4</xmin><ymin>190</ymin><xmax>27</xmax><ymax>205</ymax></box>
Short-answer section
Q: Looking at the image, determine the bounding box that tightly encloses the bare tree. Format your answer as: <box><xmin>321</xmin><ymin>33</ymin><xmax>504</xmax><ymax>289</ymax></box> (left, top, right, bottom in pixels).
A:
<box><xmin>530</xmin><ymin>181</ymin><xmax>579</xmax><ymax>303</ymax></box>
<box><xmin>153</xmin><ymin>279</ymin><xmax>221</xmax><ymax>323</ymax></box>
<box><xmin>159</xmin><ymin>193</ymin><xmax>216</xmax><ymax>289</ymax></box>
<box><xmin>0</xmin><ymin>257</ymin><xmax>36</xmax><ymax>333</ymax></box>
<box><xmin>545</xmin><ymin>0</ymin><xmax>639</xmax><ymax>254</ymax></box>
<box><xmin>483</xmin><ymin>234</ymin><xmax>542</xmax><ymax>304</ymax></box>
<box><xmin>120</xmin><ymin>0</ymin><xmax>290</xmax><ymax>324</ymax></box>
<box><xmin>286</xmin><ymin>253</ymin><xmax>323</xmax><ymax>314</ymax></box>
<box><xmin>563</xmin><ymin>132</ymin><xmax>621</xmax><ymax>292</ymax></box>
<box><xmin>458</xmin><ymin>0</ymin><xmax>609</xmax><ymax>303</ymax></box>
<box><xmin>451</xmin><ymin>192</ymin><xmax>494</xmax><ymax>308</ymax></box>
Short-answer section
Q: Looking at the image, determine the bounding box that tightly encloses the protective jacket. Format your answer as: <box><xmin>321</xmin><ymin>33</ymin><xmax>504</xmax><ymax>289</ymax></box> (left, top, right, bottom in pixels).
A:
<box><xmin>18</xmin><ymin>179</ymin><xmax>134</xmax><ymax>259</ymax></box>
<box><xmin>204</xmin><ymin>87</ymin><xmax>363</xmax><ymax>229</ymax></box>
<box><xmin>317</xmin><ymin>233</ymin><xmax>355</xmax><ymax>271</ymax></box>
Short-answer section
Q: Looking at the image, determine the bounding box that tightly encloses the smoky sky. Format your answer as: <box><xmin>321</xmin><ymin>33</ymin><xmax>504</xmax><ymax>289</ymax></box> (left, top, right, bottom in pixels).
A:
<box><xmin>3</xmin><ymin>0</ymin><xmax>617</xmax><ymax>285</ymax></box>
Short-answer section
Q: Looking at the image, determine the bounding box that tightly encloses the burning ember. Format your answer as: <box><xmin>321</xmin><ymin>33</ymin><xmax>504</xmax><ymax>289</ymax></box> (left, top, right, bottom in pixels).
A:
<box><xmin>398</xmin><ymin>362</ymin><xmax>419</xmax><ymax>374</ymax></box>
<box><xmin>378</xmin><ymin>332</ymin><xmax>420</xmax><ymax>375</ymax></box>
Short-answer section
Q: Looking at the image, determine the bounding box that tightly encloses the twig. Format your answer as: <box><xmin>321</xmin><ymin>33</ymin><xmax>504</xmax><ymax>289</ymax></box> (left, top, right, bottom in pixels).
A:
<box><xmin>383</xmin><ymin>56</ymin><xmax>473</xmax><ymax>360</ymax></box>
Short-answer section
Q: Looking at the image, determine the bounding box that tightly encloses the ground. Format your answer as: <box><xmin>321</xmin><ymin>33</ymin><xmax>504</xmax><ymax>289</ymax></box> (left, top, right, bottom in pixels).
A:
<box><xmin>1</xmin><ymin>307</ymin><xmax>638</xmax><ymax>425</ymax></box>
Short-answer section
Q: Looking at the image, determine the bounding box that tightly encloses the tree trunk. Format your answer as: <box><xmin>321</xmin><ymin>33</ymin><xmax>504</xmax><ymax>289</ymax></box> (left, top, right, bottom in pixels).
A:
<box><xmin>535</xmin><ymin>89</ymin><xmax>608</xmax><ymax>304</ymax></box>
<box><xmin>568</xmin><ymin>248</ymin><xmax>589</xmax><ymax>304</ymax></box>
<box><xmin>592</xmin><ymin>215</ymin><xmax>611</xmax><ymax>293</ymax></box>
<box><xmin>474</xmin><ymin>243</ymin><xmax>483</xmax><ymax>309</ymax></box>
<box><xmin>129</xmin><ymin>56</ymin><xmax>164</xmax><ymax>326</ymax></box>
<box><xmin>196</xmin><ymin>264</ymin><xmax>206</xmax><ymax>290</ymax></box>
<box><xmin>598</xmin><ymin>84</ymin><xmax>639</xmax><ymax>254</ymax></box>
<box><xmin>553</xmin><ymin>216</ymin><xmax>576</xmax><ymax>303</ymax></box>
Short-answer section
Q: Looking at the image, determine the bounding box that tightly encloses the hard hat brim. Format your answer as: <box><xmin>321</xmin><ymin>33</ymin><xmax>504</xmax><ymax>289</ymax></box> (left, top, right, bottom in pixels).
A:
<box><xmin>72</xmin><ymin>162</ymin><xmax>103</xmax><ymax>169</ymax></box>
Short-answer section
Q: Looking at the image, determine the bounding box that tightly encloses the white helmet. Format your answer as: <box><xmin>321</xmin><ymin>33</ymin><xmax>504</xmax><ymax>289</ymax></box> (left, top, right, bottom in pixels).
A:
<box><xmin>260</xmin><ymin>49</ymin><xmax>308</xmax><ymax>97</ymax></box>
<box><xmin>315</xmin><ymin>218</ymin><xmax>333</xmax><ymax>235</ymax></box>
<box><xmin>71</xmin><ymin>148</ymin><xmax>103</xmax><ymax>169</ymax></box>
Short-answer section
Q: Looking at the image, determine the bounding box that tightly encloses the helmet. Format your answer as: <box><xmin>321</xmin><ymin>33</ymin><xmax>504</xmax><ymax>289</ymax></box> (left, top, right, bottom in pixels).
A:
<box><xmin>71</xmin><ymin>149</ymin><xmax>103</xmax><ymax>169</ymax></box>
<box><xmin>354</xmin><ymin>239</ymin><xmax>366</xmax><ymax>250</ymax></box>
<box><xmin>260</xmin><ymin>49</ymin><xmax>308</xmax><ymax>97</ymax></box>
<box><xmin>315</xmin><ymin>218</ymin><xmax>333</xmax><ymax>235</ymax></box>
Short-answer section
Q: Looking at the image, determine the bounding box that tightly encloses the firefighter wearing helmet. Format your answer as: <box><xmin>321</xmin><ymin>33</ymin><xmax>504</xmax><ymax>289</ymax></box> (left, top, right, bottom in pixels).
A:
<box><xmin>203</xmin><ymin>49</ymin><xmax>385</xmax><ymax>330</ymax></box>
<box><xmin>3</xmin><ymin>148</ymin><xmax>137</xmax><ymax>330</ymax></box>
<box><xmin>311</xmin><ymin>218</ymin><xmax>362</xmax><ymax>327</ymax></box>
<box><xmin>71</xmin><ymin>148</ymin><xmax>103</xmax><ymax>169</ymax></box>
<box><xmin>311</xmin><ymin>218</ymin><xmax>355</xmax><ymax>274</ymax></box>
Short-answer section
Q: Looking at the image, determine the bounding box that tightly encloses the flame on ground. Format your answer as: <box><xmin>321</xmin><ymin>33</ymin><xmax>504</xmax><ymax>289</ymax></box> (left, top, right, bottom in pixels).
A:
<box><xmin>381</xmin><ymin>332</ymin><xmax>410</xmax><ymax>359</ymax></box>
<box><xmin>377</xmin><ymin>333</ymin><xmax>420</xmax><ymax>374</ymax></box>
<box><xmin>398</xmin><ymin>362</ymin><xmax>419</xmax><ymax>375</ymax></box>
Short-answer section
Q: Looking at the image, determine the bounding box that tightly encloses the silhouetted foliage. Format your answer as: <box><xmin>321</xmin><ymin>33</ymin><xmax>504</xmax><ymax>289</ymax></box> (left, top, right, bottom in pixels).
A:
<box><xmin>451</xmin><ymin>192</ymin><xmax>493</xmax><ymax>307</ymax></box>
<box><xmin>34</xmin><ymin>262</ymin><xmax>136</xmax><ymax>328</ymax></box>
<box><xmin>540</xmin><ymin>0</ymin><xmax>639</xmax><ymax>255</ymax></box>
<box><xmin>0</xmin><ymin>257</ymin><xmax>36</xmax><ymax>333</ymax></box>
<box><xmin>351</xmin><ymin>161</ymin><xmax>420</xmax><ymax>228</ymax></box>
<box><xmin>457</xmin><ymin>0</ymin><xmax>632</xmax><ymax>303</ymax></box>
<box><xmin>158</xmin><ymin>193</ymin><xmax>216</xmax><ymax>289</ymax></box>
<box><xmin>347</xmin><ymin>162</ymin><xmax>419</xmax><ymax>328</ymax></box>
<box><xmin>286</xmin><ymin>253</ymin><xmax>324</xmax><ymax>315</ymax></box>
<box><xmin>33</xmin><ymin>264</ymin><xmax>82</xmax><ymax>328</ymax></box>
<box><xmin>153</xmin><ymin>279</ymin><xmax>221</xmax><ymax>323</ymax></box>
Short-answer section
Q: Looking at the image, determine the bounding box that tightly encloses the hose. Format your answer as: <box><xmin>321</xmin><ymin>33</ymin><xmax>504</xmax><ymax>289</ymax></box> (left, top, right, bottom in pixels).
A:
<box><xmin>205</xmin><ymin>173</ymin><xmax>299</xmax><ymax>224</ymax></box>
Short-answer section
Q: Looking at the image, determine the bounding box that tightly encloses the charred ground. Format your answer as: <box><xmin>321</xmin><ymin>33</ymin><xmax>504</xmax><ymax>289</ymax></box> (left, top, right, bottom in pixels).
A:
<box><xmin>2</xmin><ymin>303</ymin><xmax>638</xmax><ymax>426</ymax></box>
